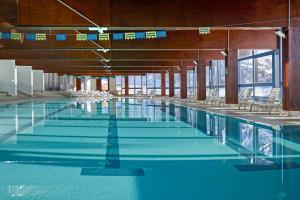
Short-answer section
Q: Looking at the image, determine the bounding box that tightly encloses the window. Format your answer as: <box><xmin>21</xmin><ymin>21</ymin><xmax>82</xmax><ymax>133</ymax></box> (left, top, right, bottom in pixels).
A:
<box><xmin>187</xmin><ymin>69</ymin><xmax>196</xmax><ymax>96</ymax></box>
<box><xmin>174</xmin><ymin>73</ymin><xmax>181</xmax><ymax>97</ymax></box>
<box><xmin>238</xmin><ymin>49</ymin><xmax>275</xmax><ymax>98</ymax></box>
<box><xmin>206</xmin><ymin>60</ymin><xmax>225</xmax><ymax>97</ymax></box>
<box><xmin>101</xmin><ymin>77</ymin><xmax>108</xmax><ymax>91</ymax></box>
<box><xmin>128</xmin><ymin>75</ymin><xmax>142</xmax><ymax>95</ymax></box>
<box><xmin>146</xmin><ymin>73</ymin><xmax>161</xmax><ymax>95</ymax></box>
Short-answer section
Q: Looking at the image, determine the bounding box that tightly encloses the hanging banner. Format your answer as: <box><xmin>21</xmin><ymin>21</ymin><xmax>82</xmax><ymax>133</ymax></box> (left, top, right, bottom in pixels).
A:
<box><xmin>199</xmin><ymin>27</ymin><xmax>210</xmax><ymax>34</ymax></box>
<box><xmin>135</xmin><ymin>32</ymin><xmax>146</xmax><ymax>39</ymax></box>
<box><xmin>124</xmin><ymin>32</ymin><xmax>136</xmax><ymax>40</ymax></box>
<box><xmin>76</xmin><ymin>34</ymin><xmax>87</xmax><ymax>41</ymax></box>
<box><xmin>112</xmin><ymin>33</ymin><xmax>124</xmax><ymax>40</ymax></box>
<box><xmin>56</xmin><ymin>34</ymin><xmax>67</xmax><ymax>41</ymax></box>
<box><xmin>25</xmin><ymin>33</ymin><xmax>36</xmax><ymax>41</ymax></box>
<box><xmin>156</xmin><ymin>30</ymin><xmax>167</xmax><ymax>38</ymax></box>
<box><xmin>87</xmin><ymin>34</ymin><xmax>97</xmax><ymax>41</ymax></box>
<box><xmin>146</xmin><ymin>31</ymin><xmax>157</xmax><ymax>39</ymax></box>
<box><xmin>99</xmin><ymin>33</ymin><xmax>110</xmax><ymax>41</ymax></box>
<box><xmin>36</xmin><ymin>33</ymin><xmax>47</xmax><ymax>41</ymax></box>
<box><xmin>11</xmin><ymin>33</ymin><xmax>22</xmax><ymax>40</ymax></box>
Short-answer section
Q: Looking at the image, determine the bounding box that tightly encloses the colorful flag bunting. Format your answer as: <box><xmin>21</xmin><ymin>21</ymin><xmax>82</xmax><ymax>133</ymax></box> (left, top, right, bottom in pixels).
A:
<box><xmin>76</xmin><ymin>34</ymin><xmax>87</xmax><ymax>41</ymax></box>
<box><xmin>36</xmin><ymin>33</ymin><xmax>47</xmax><ymax>41</ymax></box>
<box><xmin>112</xmin><ymin>33</ymin><xmax>124</xmax><ymax>40</ymax></box>
<box><xmin>25</xmin><ymin>33</ymin><xmax>36</xmax><ymax>41</ymax></box>
<box><xmin>87</xmin><ymin>34</ymin><xmax>97</xmax><ymax>41</ymax></box>
<box><xmin>11</xmin><ymin>33</ymin><xmax>22</xmax><ymax>40</ymax></box>
<box><xmin>56</xmin><ymin>34</ymin><xmax>67</xmax><ymax>41</ymax></box>
<box><xmin>156</xmin><ymin>30</ymin><xmax>167</xmax><ymax>38</ymax></box>
<box><xmin>2</xmin><ymin>32</ymin><xmax>11</xmax><ymax>40</ymax></box>
<box><xmin>0</xmin><ymin>32</ymin><xmax>2</xmax><ymax>39</ymax></box>
<box><xmin>135</xmin><ymin>32</ymin><xmax>146</xmax><ymax>39</ymax></box>
<box><xmin>124</xmin><ymin>32</ymin><xmax>135</xmax><ymax>40</ymax></box>
<box><xmin>99</xmin><ymin>33</ymin><xmax>110</xmax><ymax>41</ymax></box>
<box><xmin>146</xmin><ymin>31</ymin><xmax>157</xmax><ymax>39</ymax></box>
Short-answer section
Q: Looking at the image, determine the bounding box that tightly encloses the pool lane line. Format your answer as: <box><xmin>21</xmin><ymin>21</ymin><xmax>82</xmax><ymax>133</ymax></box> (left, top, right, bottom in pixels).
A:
<box><xmin>105</xmin><ymin>104</ymin><xmax>120</xmax><ymax>168</ymax></box>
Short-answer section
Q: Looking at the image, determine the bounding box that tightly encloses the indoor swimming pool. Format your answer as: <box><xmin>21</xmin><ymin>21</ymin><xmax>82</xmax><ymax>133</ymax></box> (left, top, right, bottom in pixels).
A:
<box><xmin>0</xmin><ymin>98</ymin><xmax>299</xmax><ymax>200</ymax></box>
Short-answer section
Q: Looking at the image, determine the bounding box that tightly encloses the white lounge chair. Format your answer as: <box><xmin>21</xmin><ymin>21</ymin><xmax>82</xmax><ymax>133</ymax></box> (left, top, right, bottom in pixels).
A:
<box><xmin>250</xmin><ymin>88</ymin><xmax>281</xmax><ymax>113</ymax></box>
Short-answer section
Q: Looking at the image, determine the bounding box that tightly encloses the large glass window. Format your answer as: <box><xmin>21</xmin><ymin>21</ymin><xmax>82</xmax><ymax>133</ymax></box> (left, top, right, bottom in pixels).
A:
<box><xmin>238</xmin><ymin>49</ymin><xmax>275</xmax><ymax>98</ymax></box>
<box><xmin>146</xmin><ymin>73</ymin><xmax>161</xmax><ymax>95</ymax></box>
<box><xmin>101</xmin><ymin>77</ymin><xmax>109</xmax><ymax>91</ymax></box>
<box><xmin>206</xmin><ymin>60</ymin><xmax>225</xmax><ymax>97</ymax></box>
<box><xmin>174</xmin><ymin>73</ymin><xmax>181</xmax><ymax>97</ymax></box>
<box><xmin>128</xmin><ymin>75</ymin><xmax>142</xmax><ymax>95</ymax></box>
<box><xmin>187</xmin><ymin>69</ymin><xmax>196</xmax><ymax>96</ymax></box>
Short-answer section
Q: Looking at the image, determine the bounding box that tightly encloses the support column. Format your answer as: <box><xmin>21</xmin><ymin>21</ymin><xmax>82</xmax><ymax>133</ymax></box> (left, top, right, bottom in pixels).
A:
<box><xmin>225</xmin><ymin>49</ymin><xmax>238</xmax><ymax>104</ymax></box>
<box><xmin>180</xmin><ymin>65</ymin><xmax>187</xmax><ymax>99</ymax></box>
<box><xmin>76</xmin><ymin>78</ymin><xmax>81</xmax><ymax>91</ymax></box>
<box><xmin>197</xmin><ymin>60</ymin><xmax>207</xmax><ymax>101</ymax></box>
<box><xmin>169</xmin><ymin>68</ymin><xmax>175</xmax><ymax>97</ymax></box>
<box><xmin>124</xmin><ymin>76</ymin><xmax>129</xmax><ymax>95</ymax></box>
<box><xmin>161</xmin><ymin>71</ymin><xmax>166</xmax><ymax>96</ymax></box>
<box><xmin>96</xmin><ymin>78</ymin><xmax>102</xmax><ymax>91</ymax></box>
<box><xmin>283</xmin><ymin>27</ymin><xmax>300</xmax><ymax>111</ymax></box>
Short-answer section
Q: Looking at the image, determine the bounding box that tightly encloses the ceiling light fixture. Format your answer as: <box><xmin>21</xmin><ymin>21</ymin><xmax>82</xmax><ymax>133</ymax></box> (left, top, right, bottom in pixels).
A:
<box><xmin>88</xmin><ymin>27</ymin><xmax>108</xmax><ymax>33</ymax></box>
<box><xmin>275</xmin><ymin>30</ymin><xmax>286</xmax><ymax>38</ymax></box>
<box><xmin>193</xmin><ymin>60</ymin><xmax>198</xmax><ymax>65</ymax></box>
<box><xmin>97</xmin><ymin>49</ymin><xmax>109</xmax><ymax>53</ymax></box>
<box><xmin>220</xmin><ymin>50</ymin><xmax>227</xmax><ymax>56</ymax></box>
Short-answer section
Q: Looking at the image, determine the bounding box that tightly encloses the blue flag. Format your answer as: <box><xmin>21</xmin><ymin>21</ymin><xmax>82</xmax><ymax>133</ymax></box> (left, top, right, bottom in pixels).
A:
<box><xmin>87</xmin><ymin>34</ymin><xmax>97</xmax><ymax>41</ymax></box>
<box><xmin>2</xmin><ymin>32</ymin><xmax>11</xmax><ymax>40</ymax></box>
<box><xmin>56</xmin><ymin>34</ymin><xmax>67</xmax><ymax>41</ymax></box>
<box><xmin>25</xmin><ymin>33</ymin><xmax>36</xmax><ymax>41</ymax></box>
<box><xmin>112</xmin><ymin>33</ymin><xmax>124</xmax><ymax>40</ymax></box>
<box><xmin>156</xmin><ymin>30</ymin><xmax>167</xmax><ymax>38</ymax></box>
<box><xmin>135</xmin><ymin>32</ymin><xmax>146</xmax><ymax>39</ymax></box>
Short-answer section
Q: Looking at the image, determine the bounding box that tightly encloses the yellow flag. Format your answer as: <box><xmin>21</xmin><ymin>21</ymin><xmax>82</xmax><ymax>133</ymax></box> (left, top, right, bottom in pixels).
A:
<box><xmin>99</xmin><ymin>33</ymin><xmax>110</xmax><ymax>41</ymax></box>
<box><xmin>76</xmin><ymin>34</ymin><xmax>87</xmax><ymax>41</ymax></box>
<box><xmin>36</xmin><ymin>33</ymin><xmax>47</xmax><ymax>41</ymax></box>
<box><xmin>146</xmin><ymin>31</ymin><xmax>157</xmax><ymax>39</ymax></box>
<box><xmin>125</xmin><ymin>32</ymin><xmax>135</xmax><ymax>40</ymax></box>
<box><xmin>11</xmin><ymin>33</ymin><xmax>22</xmax><ymax>40</ymax></box>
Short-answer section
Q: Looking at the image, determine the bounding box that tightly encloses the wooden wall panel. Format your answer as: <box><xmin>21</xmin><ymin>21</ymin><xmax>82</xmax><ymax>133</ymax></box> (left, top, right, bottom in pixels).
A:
<box><xmin>0</xmin><ymin>0</ymin><xmax>17</xmax><ymax>26</ymax></box>
<box><xmin>110</xmin><ymin>0</ymin><xmax>288</xmax><ymax>27</ymax></box>
<box><xmin>18</xmin><ymin>0</ymin><xmax>110</xmax><ymax>26</ymax></box>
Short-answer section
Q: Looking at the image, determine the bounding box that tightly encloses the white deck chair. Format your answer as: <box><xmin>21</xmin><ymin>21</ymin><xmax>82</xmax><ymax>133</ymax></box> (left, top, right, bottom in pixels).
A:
<box><xmin>250</xmin><ymin>88</ymin><xmax>281</xmax><ymax>113</ymax></box>
<box><xmin>238</xmin><ymin>88</ymin><xmax>253</xmax><ymax>109</ymax></box>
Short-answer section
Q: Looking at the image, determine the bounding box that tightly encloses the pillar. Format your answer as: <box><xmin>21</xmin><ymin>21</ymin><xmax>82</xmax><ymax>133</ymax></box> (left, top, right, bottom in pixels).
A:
<box><xmin>225</xmin><ymin>49</ymin><xmax>239</xmax><ymax>104</ymax></box>
<box><xmin>76</xmin><ymin>78</ymin><xmax>81</xmax><ymax>91</ymax></box>
<box><xmin>161</xmin><ymin>71</ymin><xmax>166</xmax><ymax>96</ymax></box>
<box><xmin>197</xmin><ymin>60</ymin><xmax>207</xmax><ymax>101</ymax></box>
<box><xmin>124</xmin><ymin>76</ymin><xmax>129</xmax><ymax>95</ymax></box>
<box><xmin>282</xmin><ymin>27</ymin><xmax>300</xmax><ymax>111</ymax></box>
<box><xmin>169</xmin><ymin>68</ymin><xmax>175</xmax><ymax>97</ymax></box>
<box><xmin>180</xmin><ymin>65</ymin><xmax>187</xmax><ymax>99</ymax></box>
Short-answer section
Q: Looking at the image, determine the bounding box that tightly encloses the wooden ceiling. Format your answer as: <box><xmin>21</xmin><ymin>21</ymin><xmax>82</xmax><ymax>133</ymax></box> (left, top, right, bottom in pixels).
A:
<box><xmin>0</xmin><ymin>0</ymin><xmax>298</xmax><ymax>76</ymax></box>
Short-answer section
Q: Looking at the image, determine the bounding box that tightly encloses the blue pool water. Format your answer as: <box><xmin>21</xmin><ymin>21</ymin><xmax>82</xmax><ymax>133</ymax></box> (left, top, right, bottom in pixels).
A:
<box><xmin>0</xmin><ymin>98</ymin><xmax>300</xmax><ymax>200</ymax></box>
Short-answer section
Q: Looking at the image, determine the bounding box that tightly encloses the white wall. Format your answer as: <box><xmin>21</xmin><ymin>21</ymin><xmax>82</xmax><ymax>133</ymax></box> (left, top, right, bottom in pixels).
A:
<box><xmin>17</xmin><ymin>66</ymin><xmax>33</xmax><ymax>96</ymax></box>
<box><xmin>0</xmin><ymin>60</ymin><xmax>17</xmax><ymax>96</ymax></box>
<box><xmin>33</xmin><ymin>70</ymin><xmax>45</xmax><ymax>92</ymax></box>
<box><xmin>109</xmin><ymin>77</ymin><xmax>116</xmax><ymax>93</ymax></box>
<box><xmin>91</xmin><ymin>79</ymin><xmax>97</xmax><ymax>91</ymax></box>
